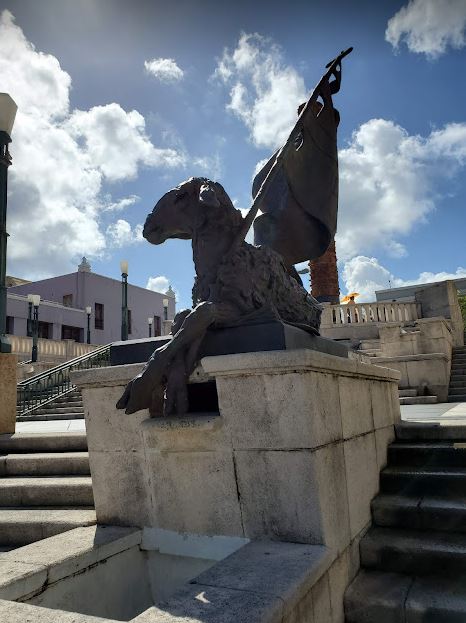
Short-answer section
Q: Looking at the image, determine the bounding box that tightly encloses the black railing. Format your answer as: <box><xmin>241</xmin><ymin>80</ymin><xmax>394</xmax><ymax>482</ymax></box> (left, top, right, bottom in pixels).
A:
<box><xmin>17</xmin><ymin>344</ymin><xmax>110</xmax><ymax>416</ymax></box>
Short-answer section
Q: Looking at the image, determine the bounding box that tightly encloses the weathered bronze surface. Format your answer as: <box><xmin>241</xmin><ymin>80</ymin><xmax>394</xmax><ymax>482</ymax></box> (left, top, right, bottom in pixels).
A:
<box><xmin>116</xmin><ymin>48</ymin><xmax>352</xmax><ymax>417</ymax></box>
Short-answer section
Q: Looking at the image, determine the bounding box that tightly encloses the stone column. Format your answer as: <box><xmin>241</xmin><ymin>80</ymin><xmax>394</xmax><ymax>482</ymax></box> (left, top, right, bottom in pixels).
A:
<box><xmin>310</xmin><ymin>239</ymin><xmax>340</xmax><ymax>304</ymax></box>
<box><xmin>0</xmin><ymin>352</ymin><xmax>17</xmax><ymax>433</ymax></box>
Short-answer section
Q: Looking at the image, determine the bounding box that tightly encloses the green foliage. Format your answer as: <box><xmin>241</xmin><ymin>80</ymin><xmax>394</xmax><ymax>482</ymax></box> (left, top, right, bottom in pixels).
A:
<box><xmin>459</xmin><ymin>294</ymin><xmax>466</xmax><ymax>329</ymax></box>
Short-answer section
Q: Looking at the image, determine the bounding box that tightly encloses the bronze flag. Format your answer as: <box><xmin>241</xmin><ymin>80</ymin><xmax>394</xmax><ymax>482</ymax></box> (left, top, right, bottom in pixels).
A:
<box><xmin>249</xmin><ymin>48</ymin><xmax>351</xmax><ymax>267</ymax></box>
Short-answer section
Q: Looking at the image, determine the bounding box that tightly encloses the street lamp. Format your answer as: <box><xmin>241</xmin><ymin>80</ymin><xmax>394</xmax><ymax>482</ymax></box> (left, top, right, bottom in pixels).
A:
<box><xmin>30</xmin><ymin>294</ymin><xmax>40</xmax><ymax>362</ymax></box>
<box><xmin>0</xmin><ymin>93</ymin><xmax>18</xmax><ymax>353</ymax></box>
<box><xmin>148</xmin><ymin>316</ymin><xmax>153</xmax><ymax>338</ymax></box>
<box><xmin>27</xmin><ymin>293</ymin><xmax>34</xmax><ymax>337</ymax></box>
<box><xmin>120</xmin><ymin>260</ymin><xmax>128</xmax><ymax>341</ymax></box>
<box><xmin>85</xmin><ymin>306</ymin><xmax>92</xmax><ymax>344</ymax></box>
<box><xmin>163</xmin><ymin>298</ymin><xmax>169</xmax><ymax>321</ymax></box>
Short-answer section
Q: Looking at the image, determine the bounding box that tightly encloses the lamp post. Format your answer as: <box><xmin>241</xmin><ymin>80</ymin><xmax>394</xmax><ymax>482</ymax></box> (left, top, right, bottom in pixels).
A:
<box><xmin>27</xmin><ymin>293</ymin><xmax>33</xmax><ymax>337</ymax></box>
<box><xmin>163</xmin><ymin>298</ymin><xmax>169</xmax><ymax>321</ymax></box>
<box><xmin>85</xmin><ymin>306</ymin><xmax>91</xmax><ymax>344</ymax></box>
<box><xmin>30</xmin><ymin>294</ymin><xmax>40</xmax><ymax>362</ymax></box>
<box><xmin>148</xmin><ymin>316</ymin><xmax>153</xmax><ymax>338</ymax></box>
<box><xmin>120</xmin><ymin>260</ymin><xmax>128</xmax><ymax>341</ymax></box>
<box><xmin>0</xmin><ymin>93</ymin><xmax>18</xmax><ymax>353</ymax></box>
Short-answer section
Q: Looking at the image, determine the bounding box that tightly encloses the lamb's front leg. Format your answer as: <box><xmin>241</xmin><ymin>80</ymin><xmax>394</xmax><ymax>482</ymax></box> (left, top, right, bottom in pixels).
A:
<box><xmin>116</xmin><ymin>301</ymin><xmax>218</xmax><ymax>415</ymax></box>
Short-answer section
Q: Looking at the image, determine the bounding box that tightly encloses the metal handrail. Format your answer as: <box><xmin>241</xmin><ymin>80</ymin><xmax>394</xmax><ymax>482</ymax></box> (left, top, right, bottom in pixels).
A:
<box><xmin>17</xmin><ymin>359</ymin><xmax>33</xmax><ymax>366</ymax></box>
<box><xmin>17</xmin><ymin>343</ymin><xmax>111</xmax><ymax>416</ymax></box>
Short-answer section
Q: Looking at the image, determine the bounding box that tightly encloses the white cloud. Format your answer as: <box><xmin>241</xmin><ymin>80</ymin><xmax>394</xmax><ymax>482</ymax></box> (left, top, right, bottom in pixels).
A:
<box><xmin>336</xmin><ymin>118</ymin><xmax>466</xmax><ymax>260</ymax></box>
<box><xmin>342</xmin><ymin>255</ymin><xmax>466</xmax><ymax>301</ymax></box>
<box><xmin>0</xmin><ymin>10</ymin><xmax>186</xmax><ymax>279</ymax></box>
<box><xmin>106</xmin><ymin>220</ymin><xmax>144</xmax><ymax>247</ymax></box>
<box><xmin>146</xmin><ymin>275</ymin><xmax>170</xmax><ymax>293</ymax></box>
<box><xmin>144</xmin><ymin>58</ymin><xmax>184</xmax><ymax>82</ymax></box>
<box><xmin>214</xmin><ymin>32</ymin><xmax>307</xmax><ymax>150</ymax></box>
<box><xmin>65</xmin><ymin>104</ymin><xmax>185</xmax><ymax>181</ymax></box>
<box><xmin>103</xmin><ymin>195</ymin><xmax>140</xmax><ymax>212</ymax></box>
<box><xmin>386</xmin><ymin>0</ymin><xmax>466</xmax><ymax>58</ymax></box>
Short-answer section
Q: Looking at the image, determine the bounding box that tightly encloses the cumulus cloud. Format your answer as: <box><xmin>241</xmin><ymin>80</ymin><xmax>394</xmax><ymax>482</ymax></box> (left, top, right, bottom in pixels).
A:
<box><xmin>146</xmin><ymin>275</ymin><xmax>170</xmax><ymax>293</ymax></box>
<box><xmin>386</xmin><ymin>0</ymin><xmax>466</xmax><ymax>58</ymax></box>
<box><xmin>214</xmin><ymin>32</ymin><xmax>307</xmax><ymax>149</ymax></box>
<box><xmin>342</xmin><ymin>255</ymin><xmax>466</xmax><ymax>301</ymax></box>
<box><xmin>0</xmin><ymin>10</ymin><xmax>186</xmax><ymax>279</ymax></box>
<box><xmin>103</xmin><ymin>195</ymin><xmax>140</xmax><ymax>212</ymax></box>
<box><xmin>337</xmin><ymin>118</ymin><xmax>466</xmax><ymax>260</ymax></box>
<box><xmin>106</xmin><ymin>220</ymin><xmax>144</xmax><ymax>247</ymax></box>
<box><xmin>144</xmin><ymin>58</ymin><xmax>184</xmax><ymax>82</ymax></box>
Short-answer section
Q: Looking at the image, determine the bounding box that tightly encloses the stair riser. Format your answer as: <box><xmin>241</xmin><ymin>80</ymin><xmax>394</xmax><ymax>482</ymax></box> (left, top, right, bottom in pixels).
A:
<box><xmin>345</xmin><ymin>600</ymin><xmax>400</xmax><ymax>623</ymax></box>
<box><xmin>0</xmin><ymin>486</ymin><xmax>94</xmax><ymax>507</ymax></box>
<box><xmin>448</xmin><ymin>396</ymin><xmax>466</xmax><ymax>402</ymax></box>
<box><xmin>0</xmin><ymin>458</ymin><xmax>90</xmax><ymax>477</ymax></box>
<box><xmin>387</xmin><ymin>447</ymin><xmax>466</xmax><ymax>468</ymax></box>
<box><xmin>449</xmin><ymin>388</ymin><xmax>466</xmax><ymax>395</ymax></box>
<box><xmin>380</xmin><ymin>473</ymin><xmax>466</xmax><ymax>496</ymax></box>
<box><xmin>396</xmin><ymin>425</ymin><xmax>466</xmax><ymax>441</ymax></box>
<box><xmin>372</xmin><ymin>502</ymin><xmax>466</xmax><ymax>534</ymax></box>
<box><xmin>449</xmin><ymin>380</ymin><xmax>466</xmax><ymax>388</ymax></box>
<box><xmin>361</xmin><ymin>543</ymin><xmax>466</xmax><ymax>576</ymax></box>
<box><xmin>33</xmin><ymin>407</ymin><xmax>84</xmax><ymax>415</ymax></box>
<box><xmin>0</xmin><ymin>436</ymin><xmax>88</xmax><ymax>453</ymax></box>
<box><xmin>0</xmin><ymin>519</ymin><xmax>95</xmax><ymax>546</ymax></box>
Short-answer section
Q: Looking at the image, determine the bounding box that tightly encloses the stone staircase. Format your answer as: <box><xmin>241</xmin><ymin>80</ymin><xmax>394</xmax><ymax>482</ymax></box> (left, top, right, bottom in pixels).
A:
<box><xmin>399</xmin><ymin>388</ymin><xmax>437</xmax><ymax>405</ymax></box>
<box><xmin>345</xmin><ymin>423</ymin><xmax>466</xmax><ymax>621</ymax></box>
<box><xmin>448</xmin><ymin>345</ymin><xmax>466</xmax><ymax>402</ymax></box>
<box><xmin>0</xmin><ymin>432</ymin><xmax>95</xmax><ymax>549</ymax></box>
<box><xmin>17</xmin><ymin>388</ymin><xmax>84</xmax><ymax>421</ymax></box>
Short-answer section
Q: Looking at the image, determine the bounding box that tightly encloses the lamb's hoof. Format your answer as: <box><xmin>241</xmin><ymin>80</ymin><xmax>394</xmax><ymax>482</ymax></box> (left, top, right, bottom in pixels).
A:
<box><xmin>116</xmin><ymin>382</ymin><xmax>132</xmax><ymax>411</ymax></box>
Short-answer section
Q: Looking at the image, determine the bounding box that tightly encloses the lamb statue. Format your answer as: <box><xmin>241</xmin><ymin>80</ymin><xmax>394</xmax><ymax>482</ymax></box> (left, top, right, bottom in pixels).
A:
<box><xmin>116</xmin><ymin>47</ymin><xmax>352</xmax><ymax>416</ymax></box>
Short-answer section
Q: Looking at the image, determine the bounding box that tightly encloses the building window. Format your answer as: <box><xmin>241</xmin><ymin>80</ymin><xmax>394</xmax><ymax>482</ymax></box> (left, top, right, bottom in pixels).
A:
<box><xmin>95</xmin><ymin>303</ymin><xmax>104</xmax><ymax>330</ymax></box>
<box><xmin>154</xmin><ymin>316</ymin><xmax>161</xmax><ymax>337</ymax></box>
<box><xmin>128</xmin><ymin>309</ymin><xmax>132</xmax><ymax>334</ymax></box>
<box><xmin>38</xmin><ymin>322</ymin><xmax>52</xmax><ymax>339</ymax></box>
<box><xmin>62</xmin><ymin>294</ymin><xmax>73</xmax><ymax>307</ymax></box>
<box><xmin>62</xmin><ymin>325</ymin><xmax>83</xmax><ymax>342</ymax></box>
<box><xmin>6</xmin><ymin>316</ymin><xmax>13</xmax><ymax>334</ymax></box>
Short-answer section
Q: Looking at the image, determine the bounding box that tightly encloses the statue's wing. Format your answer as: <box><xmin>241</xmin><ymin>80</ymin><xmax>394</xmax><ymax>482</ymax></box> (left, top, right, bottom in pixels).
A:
<box><xmin>252</xmin><ymin>97</ymin><xmax>338</xmax><ymax>266</ymax></box>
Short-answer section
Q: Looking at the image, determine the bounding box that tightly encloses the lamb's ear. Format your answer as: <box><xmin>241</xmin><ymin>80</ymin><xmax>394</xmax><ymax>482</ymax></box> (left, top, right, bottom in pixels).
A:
<box><xmin>199</xmin><ymin>182</ymin><xmax>220</xmax><ymax>208</ymax></box>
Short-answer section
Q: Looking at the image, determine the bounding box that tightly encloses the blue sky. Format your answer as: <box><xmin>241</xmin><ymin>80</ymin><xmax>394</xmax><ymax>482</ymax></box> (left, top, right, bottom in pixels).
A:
<box><xmin>1</xmin><ymin>0</ymin><xmax>466</xmax><ymax>308</ymax></box>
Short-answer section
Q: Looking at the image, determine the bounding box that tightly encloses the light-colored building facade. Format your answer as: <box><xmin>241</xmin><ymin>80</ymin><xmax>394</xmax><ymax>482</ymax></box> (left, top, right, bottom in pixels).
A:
<box><xmin>6</xmin><ymin>259</ymin><xmax>176</xmax><ymax>346</ymax></box>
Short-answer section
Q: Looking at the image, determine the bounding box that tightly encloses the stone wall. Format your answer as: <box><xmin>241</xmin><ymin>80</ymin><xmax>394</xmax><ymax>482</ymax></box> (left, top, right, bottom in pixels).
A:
<box><xmin>71</xmin><ymin>349</ymin><xmax>400</xmax><ymax>621</ymax></box>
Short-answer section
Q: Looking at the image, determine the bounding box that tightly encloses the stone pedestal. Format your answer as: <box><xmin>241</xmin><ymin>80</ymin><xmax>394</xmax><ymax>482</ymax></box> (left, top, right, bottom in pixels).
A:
<box><xmin>0</xmin><ymin>352</ymin><xmax>17</xmax><ymax>433</ymax></box>
<box><xmin>73</xmin><ymin>350</ymin><xmax>400</xmax><ymax>550</ymax></box>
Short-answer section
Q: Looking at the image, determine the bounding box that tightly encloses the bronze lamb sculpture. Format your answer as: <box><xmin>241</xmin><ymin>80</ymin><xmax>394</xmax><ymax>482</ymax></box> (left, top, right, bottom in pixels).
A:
<box><xmin>116</xmin><ymin>47</ymin><xmax>352</xmax><ymax>416</ymax></box>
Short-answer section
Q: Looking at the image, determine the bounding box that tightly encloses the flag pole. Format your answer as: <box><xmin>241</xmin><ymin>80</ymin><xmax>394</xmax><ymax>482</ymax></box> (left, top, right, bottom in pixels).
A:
<box><xmin>230</xmin><ymin>46</ymin><xmax>353</xmax><ymax>253</ymax></box>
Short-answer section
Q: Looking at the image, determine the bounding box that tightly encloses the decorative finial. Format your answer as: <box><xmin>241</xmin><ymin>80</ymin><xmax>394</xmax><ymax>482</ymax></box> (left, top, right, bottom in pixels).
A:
<box><xmin>78</xmin><ymin>257</ymin><xmax>91</xmax><ymax>272</ymax></box>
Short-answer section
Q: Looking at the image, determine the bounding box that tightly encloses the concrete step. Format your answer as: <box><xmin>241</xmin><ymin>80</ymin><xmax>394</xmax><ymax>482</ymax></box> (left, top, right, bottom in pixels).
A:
<box><xmin>452</xmin><ymin>355</ymin><xmax>466</xmax><ymax>362</ymax></box>
<box><xmin>345</xmin><ymin>570</ymin><xmax>466</xmax><ymax>622</ymax></box>
<box><xmin>380</xmin><ymin>466</ymin><xmax>466</xmax><ymax>496</ymax></box>
<box><xmin>0</xmin><ymin>476</ymin><xmax>94</xmax><ymax>507</ymax></box>
<box><xmin>345</xmin><ymin>570</ymin><xmax>412</xmax><ymax>622</ymax></box>
<box><xmin>398</xmin><ymin>397</ymin><xmax>437</xmax><ymax>406</ymax></box>
<box><xmin>16</xmin><ymin>413</ymin><xmax>84</xmax><ymax>422</ymax></box>
<box><xmin>32</xmin><ymin>406</ymin><xmax>84</xmax><ymax>415</ymax></box>
<box><xmin>451</xmin><ymin>366</ymin><xmax>466</xmax><ymax>374</ymax></box>
<box><xmin>396</xmin><ymin>423</ymin><xmax>466</xmax><ymax>441</ymax></box>
<box><xmin>449</xmin><ymin>378</ymin><xmax>466</xmax><ymax>387</ymax></box>
<box><xmin>0</xmin><ymin>453</ymin><xmax>90</xmax><ymax>476</ymax></box>
<box><xmin>48</xmin><ymin>400</ymin><xmax>83</xmax><ymax>408</ymax></box>
<box><xmin>448</xmin><ymin>395</ymin><xmax>466</xmax><ymax>402</ymax></box>
<box><xmin>388</xmin><ymin>441</ymin><xmax>466</xmax><ymax>468</ymax></box>
<box><xmin>0</xmin><ymin>433</ymin><xmax>87</xmax><ymax>453</ymax></box>
<box><xmin>398</xmin><ymin>389</ymin><xmax>417</xmax><ymax>398</ymax></box>
<box><xmin>372</xmin><ymin>494</ymin><xmax>466</xmax><ymax>533</ymax></box>
<box><xmin>0</xmin><ymin>508</ymin><xmax>96</xmax><ymax>546</ymax></box>
<box><xmin>449</xmin><ymin>387</ymin><xmax>466</xmax><ymax>395</ymax></box>
<box><xmin>361</xmin><ymin>526</ymin><xmax>466</xmax><ymax>576</ymax></box>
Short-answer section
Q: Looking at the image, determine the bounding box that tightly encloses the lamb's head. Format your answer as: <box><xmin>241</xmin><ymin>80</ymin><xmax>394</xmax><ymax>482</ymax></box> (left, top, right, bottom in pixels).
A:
<box><xmin>143</xmin><ymin>177</ymin><xmax>243</xmax><ymax>245</ymax></box>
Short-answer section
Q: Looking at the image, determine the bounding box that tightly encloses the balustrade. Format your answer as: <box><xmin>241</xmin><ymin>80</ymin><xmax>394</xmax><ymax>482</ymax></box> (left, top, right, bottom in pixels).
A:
<box><xmin>321</xmin><ymin>301</ymin><xmax>420</xmax><ymax>327</ymax></box>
